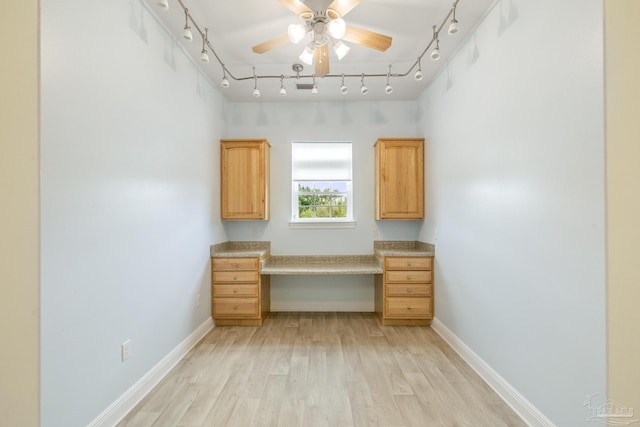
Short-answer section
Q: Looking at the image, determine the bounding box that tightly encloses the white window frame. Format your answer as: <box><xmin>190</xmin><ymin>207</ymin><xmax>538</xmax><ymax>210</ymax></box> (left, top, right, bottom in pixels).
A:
<box><xmin>290</xmin><ymin>141</ymin><xmax>355</xmax><ymax>229</ymax></box>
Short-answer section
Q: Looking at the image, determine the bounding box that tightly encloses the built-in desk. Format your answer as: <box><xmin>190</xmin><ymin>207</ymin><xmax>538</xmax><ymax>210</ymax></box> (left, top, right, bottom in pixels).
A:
<box><xmin>261</xmin><ymin>255</ymin><xmax>382</xmax><ymax>275</ymax></box>
<box><xmin>210</xmin><ymin>241</ymin><xmax>434</xmax><ymax>326</ymax></box>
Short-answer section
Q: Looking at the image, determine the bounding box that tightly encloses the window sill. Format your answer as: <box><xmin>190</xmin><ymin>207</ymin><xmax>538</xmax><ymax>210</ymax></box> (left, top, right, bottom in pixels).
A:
<box><xmin>289</xmin><ymin>221</ymin><xmax>356</xmax><ymax>229</ymax></box>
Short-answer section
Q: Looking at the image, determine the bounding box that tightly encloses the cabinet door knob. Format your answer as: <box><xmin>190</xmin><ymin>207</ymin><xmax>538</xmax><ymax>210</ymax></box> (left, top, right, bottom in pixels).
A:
<box><xmin>233</xmin><ymin>288</ymin><xmax>238</xmax><ymax>294</ymax></box>
<box><xmin>407</xmin><ymin>306</ymin><xmax>412</xmax><ymax>310</ymax></box>
<box><xmin>406</xmin><ymin>275</ymin><xmax>411</xmax><ymax>280</ymax></box>
<box><xmin>233</xmin><ymin>276</ymin><xmax>238</xmax><ymax>281</ymax></box>
<box><xmin>233</xmin><ymin>305</ymin><xmax>238</xmax><ymax>310</ymax></box>
<box><xmin>232</xmin><ymin>263</ymin><xmax>238</xmax><ymax>268</ymax></box>
<box><xmin>407</xmin><ymin>263</ymin><xmax>412</xmax><ymax>267</ymax></box>
<box><xmin>407</xmin><ymin>288</ymin><xmax>412</xmax><ymax>294</ymax></box>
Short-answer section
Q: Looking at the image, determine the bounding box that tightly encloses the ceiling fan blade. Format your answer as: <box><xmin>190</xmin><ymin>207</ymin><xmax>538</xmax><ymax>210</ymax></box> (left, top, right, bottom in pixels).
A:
<box><xmin>252</xmin><ymin>34</ymin><xmax>290</xmax><ymax>54</ymax></box>
<box><xmin>278</xmin><ymin>0</ymin><xmax>312</xmax><ymax>16</ymax></box>
<box><xmin>328</xmin><ymin>0</ymin><xmax>361</xmax><ymax>18</ymax></box>
<box><xmin>314</xmin><ymin>44</ymin><xmax>330</xmax><ymax>77</ymax></box>
<box><xmin>342</xmin><ymin>25</ymin><xmax>392</xmax><ymax>51</ymax></box>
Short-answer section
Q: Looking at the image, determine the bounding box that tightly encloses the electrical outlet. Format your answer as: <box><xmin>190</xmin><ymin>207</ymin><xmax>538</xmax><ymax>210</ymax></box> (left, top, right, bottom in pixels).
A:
<box><xmin>121</xmin><ymin>340</ymin><xmax>131</xmax><ymax>361</ymax></box>
<box><xmin>196</xmin><ymin>293</ymin><xmax>201</xmax><ymax>307</ymax></box>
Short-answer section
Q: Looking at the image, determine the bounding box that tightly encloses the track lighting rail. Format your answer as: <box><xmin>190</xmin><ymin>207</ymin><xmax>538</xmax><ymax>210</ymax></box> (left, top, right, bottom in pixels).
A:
<box><xmin>170</xmin><ymin>0</ymin><xmax>461</xmax><ymax>93</ymax></box>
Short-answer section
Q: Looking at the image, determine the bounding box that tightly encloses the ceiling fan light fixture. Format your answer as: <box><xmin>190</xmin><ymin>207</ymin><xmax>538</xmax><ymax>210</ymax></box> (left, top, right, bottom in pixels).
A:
<box><xmin>333</xmin><ymin>40</ymin><xmax>350</xmax><ymax>60</ymax></box>
<box><xmin>156</xmin><ymin>0</ymin><xmax>169</xmax><ymax>11</ymax></box>
<box><xmin>328</xmin><ymin>18</ymin><xmax>346</xmax><ymax>39</ymax></box>
<box><xmin>299</xmin><ymin>45</ymin><xmax>314</xmax><ymax>65</ymax></box>
<box><xmin>288</xmin><ymin>24</ymin><xmax>307</xmax><ymax>44</ymax></box>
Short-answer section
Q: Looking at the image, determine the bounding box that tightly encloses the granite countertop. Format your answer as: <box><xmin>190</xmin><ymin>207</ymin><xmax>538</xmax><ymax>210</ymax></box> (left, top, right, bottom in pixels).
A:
<box><xmin>373</xmin><ymin>240</ymin><xmax>435</xmax><ymax>257</ymax></box>
<box><xmin>210</xmin><ymin>241</ymin><xmax>270</xmax><ymax>258</ymax></box>
<box><xmin>262</xmin><ymin>255</ymin><xmax>383</xmax><ymax>275</ymax></box>
<box><xmin>211</xmin><ymin>241</ymin><xmax>435</xmax><ymax>273</ymax></box>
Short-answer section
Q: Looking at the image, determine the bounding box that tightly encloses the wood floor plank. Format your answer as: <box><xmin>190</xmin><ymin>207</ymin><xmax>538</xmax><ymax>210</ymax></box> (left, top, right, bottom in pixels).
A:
<box><xmin>119</xmin><ymin>313</ymin><xmax>526</xmax><ymax>427</ymax></box>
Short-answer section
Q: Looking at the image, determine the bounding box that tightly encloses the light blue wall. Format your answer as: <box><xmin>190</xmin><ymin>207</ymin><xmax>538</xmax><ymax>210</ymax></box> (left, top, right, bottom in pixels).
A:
<box><xmin>417</xmin><ymin>0</ymin><xmax>606</xmax><ymax>425</ymax></box>
<box><xmin>40</xmin><ymin>0</ymin><xmax>227</xmax><ymax>425</ymax></box>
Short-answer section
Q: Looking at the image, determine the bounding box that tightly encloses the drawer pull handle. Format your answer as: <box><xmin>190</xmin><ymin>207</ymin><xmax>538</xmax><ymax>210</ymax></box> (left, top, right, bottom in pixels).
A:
<box><xmin>406</xmin><ymin>275</ymin><xmax>411</xmax><ymax>280</ymax></box>
<box><xmin>407</xmin><ymin>288</ymin><xmax>412</xmax><ymax>294</ymax></box>
<box><xmin>233</xmin><ymin>289</ymin><xmax>238</xmax><ymax>294</ymax></box>
<box><xmin>233</xmin><ymin>305</ymin><xmax>238</xmax><ymax>310</ymax></box>
<box><xmin>232</xmin><ymin>263</ymin><xmax>238</xmax><ymax>268</ymax></box>
<box><xmin>407</xmin><ymin>306</ymin><xmax>412</xmax><ymax>310</ymax></box>
<box><xmin>233</xmin><ymin>276</ymin><xmax>238</xmax><ymax>281</ymax></box>
<box><xmin>407</xmin><ymin>263</ymin><xmax>412</xmax><ymax>267</ymax></box>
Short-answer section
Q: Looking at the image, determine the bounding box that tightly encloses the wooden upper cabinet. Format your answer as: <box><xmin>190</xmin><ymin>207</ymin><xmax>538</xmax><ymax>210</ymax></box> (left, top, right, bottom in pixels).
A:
<box><xmin>220</xmin><ymin>139</ymin><xmax>270</xmax><ymax>220</ymax></box>
<box><xmin>374</xmin><ymin>138</ymin><xmax>424</xmax><ymax>220</ymax></box>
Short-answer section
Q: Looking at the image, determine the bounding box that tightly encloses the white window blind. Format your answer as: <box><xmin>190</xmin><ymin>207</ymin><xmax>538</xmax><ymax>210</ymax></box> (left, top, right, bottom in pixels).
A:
<box><xmin>292</xmin><ymin>141</ymin><xmax>352</xmax><ymax>181</ymax></box>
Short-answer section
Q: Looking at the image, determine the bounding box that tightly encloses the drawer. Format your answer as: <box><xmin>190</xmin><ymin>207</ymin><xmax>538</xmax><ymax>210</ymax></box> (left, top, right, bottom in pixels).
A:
<box><xmin>213</xmin><ymin>298</ymin><xmax>259</xmax><ymax>317</ymax></box>
<box><xmin>385</xmin><ymin>257</ymin><xmax>432</xmax><ymax>271</ymax></box>
<box><xmin>213</xmin><ymin>271</ymin><xmax>259</xmax><ymax>283</ymax></box>
<box><xmin>385</xmin><ymin>297</ymin><xmax>431</xmax><ymax>318</ymax></box>
<box><xmin>212</xmin><ymin>257</ymin><xmax>259</xmax><ymax>271</ymax></box>
<box><xmin>386</xmin><ymin>270</ymin><xmax>432</xmax><ymax>283</ymax></box>
<box><xmin>386</xmin><ymin>283</ymin><xmax>431</xmax><ymax>297</ymax></box>
<box><xmin>213</xmin><ymin>284</ymin><xmax>259</xmax><ymax>298</ymax></box>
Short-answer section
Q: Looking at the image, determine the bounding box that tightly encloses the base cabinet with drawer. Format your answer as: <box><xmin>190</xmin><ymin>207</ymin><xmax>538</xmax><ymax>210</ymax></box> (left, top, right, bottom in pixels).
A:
<box><xmin>375</xmin><ymin>256</ymin><xmax>433</xmax><ymax>326</ymax></box>
<box><xmin>211</xmin><ymin>256</ymin><xmax>270</xmax><ymax>326</ymax></box>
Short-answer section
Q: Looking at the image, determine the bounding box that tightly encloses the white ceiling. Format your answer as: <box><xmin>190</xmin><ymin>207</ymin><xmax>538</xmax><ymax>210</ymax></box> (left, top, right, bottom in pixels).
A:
<box><xmin>148</xmin><ymin>0</ymin><xmax>494</xmax><ymax>102</ymax></box>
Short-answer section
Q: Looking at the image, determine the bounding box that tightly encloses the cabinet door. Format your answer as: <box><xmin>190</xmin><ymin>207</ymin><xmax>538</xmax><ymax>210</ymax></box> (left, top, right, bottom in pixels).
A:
<box><xmin>375</xmin><ymin>139</ymin><xmax>424</xmax><ymax>220</ymax></box>
<box><xmin>221</xmin><ymin>140</ymin><xmax>270</xmax><ymax>220</ymax></box>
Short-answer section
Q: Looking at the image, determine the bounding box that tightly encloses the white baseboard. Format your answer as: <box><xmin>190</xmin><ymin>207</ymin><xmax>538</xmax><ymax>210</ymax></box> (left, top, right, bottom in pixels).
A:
<box><xmin>87</xmin><ymin>317</ymin><xmax>214</xmax><ymax>427</ymax></box>
<box><xmin>431</xmin><ymin>318</ymin><xmax>555</xmax><ymax>427</ymax></box>
<box><xmin>270</xmin><ymin>301</ymin><xmax>374</xmax><ymax>312</ymax></box>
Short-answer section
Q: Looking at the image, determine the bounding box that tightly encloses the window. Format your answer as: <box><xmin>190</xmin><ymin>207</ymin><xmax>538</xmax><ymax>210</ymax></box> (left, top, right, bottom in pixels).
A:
<box><xmin>291</xmin><ymin>141</ymin><xmax>354</xmax><ymax>227</ymax></box>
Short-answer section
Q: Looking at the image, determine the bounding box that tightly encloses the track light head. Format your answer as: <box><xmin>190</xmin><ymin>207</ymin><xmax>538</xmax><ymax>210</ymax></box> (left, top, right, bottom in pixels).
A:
<box><xmin>449</xmin><ymin>4</ymin><xmax>459</xmax><ymax>35</ymax></box>
<box><xmin>182</xmin><ymin>26</ymin><xmax>193</xmax><ymax>41</ymax></box>
<box><xmin>448</xmin><ymin>19</ymin><xmax>459</xmax><ymax>35</ymax></box>
<box><xmin>414</xmin><ymin>60</ymin><xmax>424</xmax><ymax>81</ymax></box>
<box><xmin>200</xmin><ymin>49</ymin><xmax>209</xmax><ymax>62</ymax></box>
<box><xmin>182</xmin><ymin>9</ymin><xmax>192</xmax><ymax>40</ymax></box>
<box><xmin>385</xmin><ymin>84</ymin><xmax>393</xmax><ymax>94</ymax></box>
<box><xmin>360</xmin><ymin>75</ymin><xmax>368</xmax><ymax>95</ymax></box>
<box><xmin>279</xmin><ymin>75</ymin><xmax>286</xmax><ymax>96</ymax></box>
<box><xmin>156</xmin><ymin>0</ymin><xmax>169</xmax><ymax>11</ymax></box>
<box><xmin>221</xmin><ymin>77</ymin><xmax>229</xmax><ymax>88</ymax></box>
<box><xmin>431</xmin><ymin>46</ymin><xmax>440</xmax><ymax>61</ymax></box>
<box><xmin>252</xmin><ymin>88</ymin><xmax>261</xmax><ymax>97</ymax></box>
<box><xmin>340</xmin><ymin>84</ymin><xmax>348</xmax><ymax>94</ymax></box>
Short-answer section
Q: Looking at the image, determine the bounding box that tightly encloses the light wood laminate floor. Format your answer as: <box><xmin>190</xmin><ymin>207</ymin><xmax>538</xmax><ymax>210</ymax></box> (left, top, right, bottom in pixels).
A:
<box><xmin>118</xmin><ymin>312</ymin><xmax>526</xmax><ymax>427</ymax></box>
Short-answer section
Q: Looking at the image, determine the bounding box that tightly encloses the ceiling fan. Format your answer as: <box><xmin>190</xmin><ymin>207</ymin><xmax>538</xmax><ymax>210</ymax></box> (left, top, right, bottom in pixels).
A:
<box><xmin>252</xmin><ymin>0</ymin><xmax>392</xmax><ymax>77</ymax></box>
